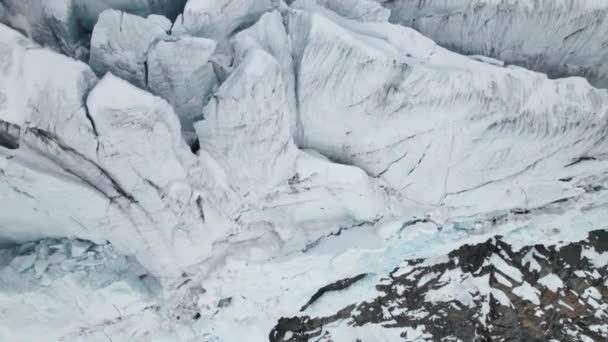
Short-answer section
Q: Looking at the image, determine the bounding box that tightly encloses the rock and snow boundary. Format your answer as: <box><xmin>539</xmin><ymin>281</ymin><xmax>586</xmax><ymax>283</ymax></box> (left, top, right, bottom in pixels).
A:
<box><xmin>0</xmin><ymin>0</ymin><xmax>607</xmax><ymax>341</ymax></box>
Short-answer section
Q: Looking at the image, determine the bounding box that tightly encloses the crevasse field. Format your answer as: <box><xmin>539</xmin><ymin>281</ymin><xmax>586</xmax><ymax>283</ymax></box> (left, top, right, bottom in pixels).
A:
<box><xmin>0</xmin><ymin>0</ymin><xmax>607</xmax><ymax>341</ymax></box>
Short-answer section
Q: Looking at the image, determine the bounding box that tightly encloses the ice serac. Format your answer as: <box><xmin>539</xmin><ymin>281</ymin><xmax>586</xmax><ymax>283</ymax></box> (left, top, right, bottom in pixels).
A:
<box><xmin>294</xmin><ymin>0</ymin><xmax>389</xmax><ymax>22</ymax></box>
<box><xmin>380</xmin><ymin>0</ymin><xmax>608</xmax><ymax>88</ymax></box>
<box><xmin>287</xmin><ymin>5</ymin><xmax>608</xmax><ymax>216</ymax></box>
<box><xmin>74</xmin><ymin>0</ymin><xmax>187</xmax><ymax>31</ymax></box>
<box><xmin>0</xmin><ymin>0</ymin><xmax>85</xmax><ymax>58</ymax></box>
<box><xmin>0</xmin><ymin>0</ymin><xmax>186</xmax><ymax>59</ymax></box>
<box><xmin>196</xmin><ymin>49</ymin><xmax>298</xmax><ymax>197</ymax></box>
<box><xmin>195</xmin><ymin>36</ymin><xmax>399</xmax><ymax>253</ymax></box>
<box><xmin>232</xmin><ymin>10</ymin><xmax>298</xmax><ymax>138</ymax></box>
<box><xmin>0</xmin><ymin>25</ymin><xmax>227</xmax><ymax>276</ymax></box>
<box><xmin>89</xmin><ymin>10</ymin><xmax>171</xmax><ymax>88</ymax></box>
<box><xmin>85</xmin><ymin>74</ymin><xmax>219</xmax><ymax>275</ymax></box>
<box><xmin>172</xmin><ymin>0</ymin><xmax>275</xmax><ymax>40</ymax></box>
<box><xmin>147</xmin><ymin>37</ymin><xmax>218</xmax><ymax>138</ymax></box>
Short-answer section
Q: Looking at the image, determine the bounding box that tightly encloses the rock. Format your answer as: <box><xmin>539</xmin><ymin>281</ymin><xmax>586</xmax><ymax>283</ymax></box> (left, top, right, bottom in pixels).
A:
<box><xmin>270</xmin><ymin>230</ymin><xmax>608</xmax><ymax>341</ymax></box>
<box><xmin>172</xmin><ymin>0</ymin><xmax>275</xmax><ymax>41</ymax></box>
<box><xmin>380</xmin><ymin>0</ymin><xmax>608</xmax><ymax>88</ymax></box>
<box><xmin>218</xmin><ymin>297</ymin><xmax>232</xmax><ymax>308</ymax></box>
<box><xmin>147</xmin><ymin>37</ymin><xmax>218</xmax><ymax>135</ymax></box>
<box><xmin>0</xmin><ymin>239</ymin><xmax>160</xmax><ymax>341</ymax></box>
<box><xmin>300</xmin><ymin>273</ymin><xmax>367</xmax><ymax>311</ymax></box>
<box><xmin>89</xmin><ymin>10</ymin><xmax>171</xmax><ymax>88</ymax></box>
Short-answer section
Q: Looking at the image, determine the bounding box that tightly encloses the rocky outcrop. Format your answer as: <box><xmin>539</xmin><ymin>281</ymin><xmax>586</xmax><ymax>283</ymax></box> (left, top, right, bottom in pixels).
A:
<box><xmin>271</xmin><ymin>230</ymin><xmax>608</xmax><ymax>341</ymax></box>
<box><xmin>2</xmin><ymin>1</ymin><xmax>608</xmax><ymax>341</ymax></box>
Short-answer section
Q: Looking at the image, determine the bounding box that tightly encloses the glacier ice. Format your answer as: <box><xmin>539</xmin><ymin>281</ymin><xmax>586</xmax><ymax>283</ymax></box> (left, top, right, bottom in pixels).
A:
<box><xmin>380</xmin><ymin>0</ymin><xmax>608</xmax><ymax>88</ymax></box>
<box><xmin>289</xmin><ymin>3</ymin><xmax>608</xmax><ymax>215</ymax></box>
<box><xmin>0</xmin><ymin>24</ymin><xmax>236</xmax><ymax>276</ymax></box>
<box><xmin>73</xmin><ymin>0</ymin><xmax>187</xmax><ymax>31</ymax></box>
<box><xmin>0</xmin><ymin>0</ymin><xmax>187</xmax><ymax>59</ymax></box>
<box><xmin>147</xmin><ymin>37</ymin><xmax>219</xmax><ymax>139</ymax></box>
<box><xmin>1</xmin><ymin>1</ymin><xmax>608</xmax><ymax>341</ymax></box>
<box><xmin>294</xmin><ymin>0</ymin><xmax>390</xmax><ymax>22</ymax></box>
<box><xmin>89</xmin><ymin>10</ymin><xmax>171</xmax><ymax>88</ymax></box>
<box><xmin>172</xmin><ymin>0</ymin><xmax>275</xmax><ymax>40</ymax></box>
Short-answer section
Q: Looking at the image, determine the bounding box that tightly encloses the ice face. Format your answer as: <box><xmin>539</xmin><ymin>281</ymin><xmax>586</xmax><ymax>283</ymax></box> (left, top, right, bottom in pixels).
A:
<box><xmin>288</xmin><ymin>5</ymin><xmax>608</xmax><ymax>214</ymax></box>
<box><xmin>147</xmin><ymin>37</ymin><xmax>219</xmax><ymax>136</ymax></box>
<box><xmin>0</xmin><ymin>25</ymin><xmax>236</xmax><ymax>276</ymax></box>
<box><xmin>0</xmin><ymin>0</ymin><xmax>187</xmax><ymax>59</ymax></box>
<box><xmin>172</xmin><ymin>0</ymin><xmax>275</xmax><ymax>40</ymax></box>
<box><xmin>381</xmin><ymin>0</ymin><xmax>608</xmax><ymax>88</ymax></box>
<box><xmin>74</xmin><ymin>0</ymin><xmax>187</xmax><ymax>31</ymax></box>
<box><xmin>89</xmin><ymin>10</ymin><xmax>171</xmax><ymax>88</ymax></box>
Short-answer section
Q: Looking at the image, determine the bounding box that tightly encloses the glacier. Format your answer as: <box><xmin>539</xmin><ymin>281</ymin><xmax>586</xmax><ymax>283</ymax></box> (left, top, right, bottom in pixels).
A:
<box><xmin>379</xmin><ymin>0</ymin><xmax>608</xmax><ymax>88</ymax></box>
<box><xmin>1</xmin><ymin>0</ymin><xmax>608</xmax><ymax>341</ymax></box>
